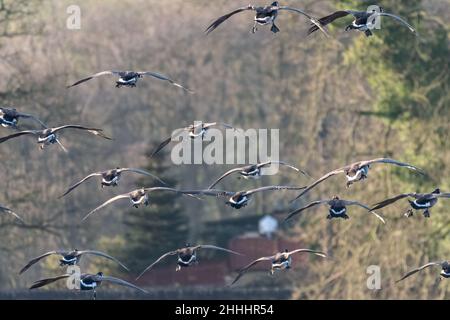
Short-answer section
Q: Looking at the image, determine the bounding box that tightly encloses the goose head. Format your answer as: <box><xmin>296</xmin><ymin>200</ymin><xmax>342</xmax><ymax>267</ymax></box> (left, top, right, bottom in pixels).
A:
<box><xmin>332</xmin><ymin>195</ymin><xmax>340</xmax><ymax>201</ymax></box>
<box><xmin>271</xmin><ymin>1</ymin><xmax>279</xmax><ymax>6</ymax></box>
<box><xmin>432</xmin><ymin>188</ymin><xmax>441</xmax><ymax>194</ymax></box>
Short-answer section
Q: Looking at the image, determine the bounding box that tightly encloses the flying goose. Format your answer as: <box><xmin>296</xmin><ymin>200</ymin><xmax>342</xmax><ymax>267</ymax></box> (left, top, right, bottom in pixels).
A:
<box><xmin>0</xmin><ymin>107</ymin><xmax>46</xmax><ymax>129</ymax></box>
<box><xmin>82</xmin><ymin>187</ymin><xmax>197</xmax><ymax>221</ymax></box>
<box><xmin>308</xmin><ymin>7</ymin><xmax>417</xmax><ymax>37</ymax></box>
<box><xmin>207</xmin><ymin>161</ymin><xmax>309</xmax><ymax>189</ymax></box>
<box><xmin>150</xmin><ymin>122</ymin><xmax>235</xmax><ymax>157</ymax></box>
<box><xmin>67</xmin><ymin>70</ymin><xmax>193</xmax><ymax>92</ymax></box>
<box><xmin>0</xmin><ymin>125</ymin><xmax>111</xmax><ymax>152</ymax></box>
<box><xmin>206</xmin><ymin>1</ymin><xmax>328</xmax><ymax>36</ymax></box>
<box><xmin>60</xmin><ymin>167</ymin><xmax>167</xmax><ymax>198</ymax></box>
<box><xmin>371</xmin><ymin>188</ymin><xmax>450</xmax><ymax>218</ymax></box>
<box><xmin>185</xmin><ymin>185</ymin><xmax>306</xmax><ymax>209</ymax></box>
<box><xmin>285</xmin><ymin>196</ymin><xmax>385</xmax><ymax>223</ymax></box>
<box><xmin>396</xmin><ymin>261</ymin><xmax>450</xmax><ymax>283</ymax></box>
<box><xmin>136</xmin><ymin>243</ymin><xmax>243</xmax><ymax>279</ymax></box>
<box><xmin>19</xmin><ymin>249</ymin><xmax>129</xmax><ymax>274</ymax></box>
<box><xmin>230</xmin><ymin>249</ymin><xmax>327</xmax><ymax>285</ymax></box>
<box><xmin>0</xmin><ymin>204</ymin><xmax>24</xmax><ymax>223</ymax></box>
<box><xmin>292</xmin><ymin>158</ymin><xmax>424</xmax><ymax>201</ymax></box>
<box><xmin>29</xmin><ymin>272</ymin><xmax>147</xmax><ymax>299</ymax></box>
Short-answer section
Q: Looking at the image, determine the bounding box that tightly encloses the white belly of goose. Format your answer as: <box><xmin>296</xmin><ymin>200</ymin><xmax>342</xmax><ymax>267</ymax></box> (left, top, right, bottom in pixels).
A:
<box><xmin>229</xmin><ymin>195</ymin><xmax>248</xmax><ymax>205</ymax></box>
<box><xmin>189</xmin><ymin>129</ymin><xmax>206</xmax><ymax>138</ymax></box>
<box><xmin>131</xmin><ymin>194</ymin><xmax>148</xmax><ymax>206</ymax></box>
<box><xmin>178</xmin><ymin>255</ymin><xmax>196</xmax><ymax>265</ymax></box>
<box><xmin>80</xmin><ymin>280</ymin><xmax>97</xmax><ymax>289</ymax></box>
<box><xmin>103</xmin><ymin>176</ymin><xmax>119</xmax><ymax>185</ymax></box>
<box><xmin>413</xmin><ymin>200</ymin><xmax>432</xmax><ymax>208</ymax></box>
<box><xmin>330</xmin><ymin>208</ymin><xmax>346</xmax><ymax>215</ymax></box>
<box><xmin>62</xmin><ymin>256</ymin><xmax>77</xmax><ymax>263</ymax></box>
<box><xmin>38</xmin><ymin>134</ymin><xmax>56</xmax><ymax>144</ymax></box>
<box><xmin>273</xmin><ymin>261</ymin><xmax>290</xmax><ymax>270</ymax></box>
<box><xmin>118</xmin><ymin>77</ymin><xmax>137</xmax><ymax>84</ymax></box>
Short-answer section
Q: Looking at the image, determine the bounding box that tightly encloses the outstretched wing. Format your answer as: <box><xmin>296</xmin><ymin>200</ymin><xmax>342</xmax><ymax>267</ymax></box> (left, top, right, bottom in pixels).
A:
<box><xmin>195</xmin><ymin>245</ymin><xmax>243</xmax><ymax>256</ymax></box>
<box><xmin>278</xmin><ymin>6</ymin><xmax>329</xmax><ymax>37</ymax></box>
<box><xmin>20</xmin><ymin>251</ymin><xmax>63</xmax><ymax>274</ymax></box>
<box><xmin>284</xmin><ymin>200</ymin><xmax>330</xmax><ymax>222</ymax></box>
<box><xmin>291</xmin><ymin>168</ymin><xmax>347</xmax><ymax>202</ymax></box>
<box><xmin>29</xmin><ymin>274</ymin><xmax>71</xmax><ymax>289</ymax></box>
<box><xmin>308</xmin><ymin>10</ymin><xmax>351</xmax><ymax>35</ymax></box>
<box><xmin>359</xmin><ymin>158</ymin><xmax>424</xmax><ymax>174</ymax></box>
<box><xmin>150</xmin><ymin>127</ymin><xmax>188</xmax><ymax>157</ymax></box>
<box><xmin>0</xmin><ymin>130</ymin><xmax>38</xmax><ymax>143</ymax></box>
<box><xmin>378</xmin><ymin>12</ymin><xmax>417</xmax><ymax>34</ymax></box>
<box><xmin>59</xmin><ymin>172</ymin><xmax>104</xmax><ymax>198</ymax></box>
<box><xmin>82</xmin><ymin>194</ymin><xmax>131</xmax><ymax>222</ymax></box>
<box><xmin>371</xmin><ymin>193</ymin><xmax>417</xmax><ymax>211</ymax></box>
<box><xmin>139</xmin><ymin>72</ymin><xmax>193</xmax><ymax>93</ymax></box>
<box><xmin>51</xmin><ymin>125</ymin><xmax>112</xmax><ymax>140</ymax></box>
<box><xmin>172</xmin><ymin>189</ymin><xmax>234</xmax><ymax>198</ymax></box>
<box><xmin>205</xmin><ymin>5</ymin><xmax>255</xmax><ymax>35</ymax></box>
<box><xmin>0</xmin><ymin>205</ymin><xmax>24</xmax><ymax>223</ymax></box>
<box><xmin>203</xmin><ymin>122</ymin><xmax>235</xmax><ymax>130</ymax></box>
<box><xmin>258</xmin><ymin>160</ymin><xmax>310</xmax><ymax>177</ymax></box>
<box><xmin>245</xmin><ymin>185</ymin><xmax>306</xmax><ymax>196</ymax></box>
<box><xmin>230</xmin><ymin>256</ymin><xmax>274</xmax><ymax>286</ymax></box>
<box><xmin>118</xmin><ymin>168</ymin><xmax>167</xmax><ymax>186</ymax></box>
<box><xmin>343</xmin><ymin>200</ymin><xmax>385</xmax><ymax>224</ymax></box>
<box><xmin>135</xmin><ymin>250</ymin><xmax>178</xmax><ymax>280</ymax></box>
<box><xmin>207</xmin><ymin>167</ymin><xmax>245</xmax><ymax>189</ymax></box>
<box><xmin>99</xmin><ymin>275</ymin><xmax>148</xmax><ymax>293</ymax></box>
<box><xmin>287</xmin><ymin>249</ymin><xmax>327</xmax><ymax>258</ymax></box>
<box><xmin>79</xmin><ymin>250</ymin><xmax>129</xmax><ymax>271</ymax></box>
<box><xmin>16</xmin><ymin>112</ymin><xmax>47</xmax><ymax>129</ymax></box>
<box><xmin>396</xmin><ymin>261</ymin><xmax>444</xmax><ymax>283</ymax></box>
<box><xmin>67</xmin><ymin>71</ymin><xmax>121</xmax><ymax>88</ymax></box>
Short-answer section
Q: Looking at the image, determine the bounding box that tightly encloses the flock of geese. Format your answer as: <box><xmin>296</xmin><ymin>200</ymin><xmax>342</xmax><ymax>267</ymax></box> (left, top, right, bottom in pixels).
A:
<box><xmin>0</xmin><ymin>2</ymin><xmax>448</xmax><ymax>299</ymax></box>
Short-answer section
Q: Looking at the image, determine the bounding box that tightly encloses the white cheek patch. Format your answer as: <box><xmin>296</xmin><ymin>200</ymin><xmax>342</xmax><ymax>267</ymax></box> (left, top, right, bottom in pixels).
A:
<box><xmin>441</xmin><ymin>270</ymin><xmax>450</xmax><ymax>277</ymax></box>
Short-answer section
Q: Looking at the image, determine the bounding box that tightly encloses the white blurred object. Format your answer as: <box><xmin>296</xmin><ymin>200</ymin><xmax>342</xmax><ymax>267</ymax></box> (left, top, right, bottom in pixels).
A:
<box><xmin>259</xmin><ymin>215</ymin><xmax>278</xmax><ymax>239</ymax></box>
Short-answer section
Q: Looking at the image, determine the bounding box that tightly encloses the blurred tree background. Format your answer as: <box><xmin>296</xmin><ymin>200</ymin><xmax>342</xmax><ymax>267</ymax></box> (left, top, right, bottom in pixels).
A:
<box><xmin>0</xmin><ymin>0</ymin><xmax>448</xmax><ymax>299</ymax></box>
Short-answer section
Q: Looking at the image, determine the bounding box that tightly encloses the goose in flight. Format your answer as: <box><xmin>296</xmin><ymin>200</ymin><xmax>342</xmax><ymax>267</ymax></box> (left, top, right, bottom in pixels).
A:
<box><xmin>82</xmin><ymin>187</ymin><xmax>197</xmax><ymax>221</ymax></box>
<box><xmin>185</xmin><ymin>185</ymin><xmax>305</xmax><ymax>209</ymax></box>
<box><xmin>0</xmin><ymin>107</ymin><xmax>46</xmax><ymax>129</ymax></box>
<box><xmin>285</xmin><ymin>196</ymin><xmax>385</xmax><ymax>223</ymax></box>
<box><xmin>67</xmin><ymin>70</ymin><xmax>193</xmax><ymax>92</ymax></box>
<box><xmin>0</xmin><ymin>204</ymin><xmax>24</xmax><ymax>223</ymax></box>
<box><xmin>206</xmin><ymin>1</ymin><xmax>328</xmax><ymax>36</ymax></box>
<box><xmin>308</xmin><ymin>7</ymin><xmax>417</xmax><ymax>37</ymax></box>
<box><xmin>29</xmin><ymin>272</ymin><xmax>147</xmax><ymax>300</ymax></box>
<box><xmin>292</xmin><ymin>158</ymin><xmax>424</xmax><ymax>201</ymax></box>
<box><xmin>19</xmin><ymin>249</ymin><xmax>129</xmax><ymax>274</ymax></box>
<box><xmin>396</xmin><ymin>261</ymin><xmax>450</xmax><ymax>283</ymax></box>
<box><xmin>150</xmin><ymin>122</ymin><xmax>235</xmax><ymax>157</ymax></box>
<box><xmin>230</xmin><ymin>249</ymin><xmax>327</xmax><ymax>285</ymax></box>
<box><xmin>0</xmin><ymin>125</ymin><xmax>111</xmax><ymax>152</ymax></box>
<box><xmin>136</xmin><ymin>243</ymin><xmax>242</xmax><ymax>279</ymax></box>
<box><xmin>207</xmin><ymin>161</ymin><xmax>309</xmax><ymax>189</ymax></box>
<box><xmin>371</xmin><ymin>188</ymin><xmax>450</xmax><ymax>218</ymax></box>
<box><xmin>60</xmin><ymin>167</ymin><xmax>167</xmax><ymax>198</ymax></box>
